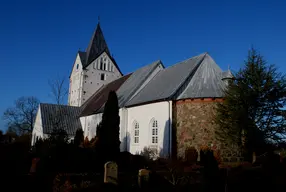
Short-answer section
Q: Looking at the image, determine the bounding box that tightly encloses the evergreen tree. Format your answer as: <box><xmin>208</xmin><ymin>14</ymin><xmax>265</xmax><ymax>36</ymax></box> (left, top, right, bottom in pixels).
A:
<box><xmin>96</xmin><ymin>91</ymin><xmax>120</xmax><ymax>161</ymax></box>
<box><xmin>216</xmin><ymin>48</ymin><xmax>286</xmax><ymax>157</ymax></box>
<box><xmin>74</xmin><ymin>128</ymin><xmax>84</xmax><ymax>147</ymax></box>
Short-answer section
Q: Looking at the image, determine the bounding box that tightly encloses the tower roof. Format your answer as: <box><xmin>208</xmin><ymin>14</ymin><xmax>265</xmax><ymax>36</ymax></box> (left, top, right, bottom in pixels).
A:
<box><xmin>221</xmin><ymin>69</ymin><xmax>234</xmax><ymax>80</ymax></box>
<box><xmin>85</xmin><ymin>23</ymin><xmax>111</xmax><ymax>65</ymax></box>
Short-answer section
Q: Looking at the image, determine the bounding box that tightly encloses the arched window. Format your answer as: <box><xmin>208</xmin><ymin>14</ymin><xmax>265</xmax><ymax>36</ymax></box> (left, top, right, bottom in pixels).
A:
<box><xmin>151</xmin><ymin>119</ymin><xmax>158</xmax><ymax>144</ymax></box>
<box><xmin>108</xmin><ymin>61</ymin><xmax>111</xmax><ymax>71</ymax></box>
<box><xmin>133</xmin><ymin>121</ymin><xmax>139</xmax><ymax>144</ymax></box>
<box><xmin>103</xmin><ymin>57</ymin><xmax>107</xmax><ymax>70</ymax></box>
<box><xmin>111</xmin><ymin>65</ymin><xmax>114</xmax><ymax>72</ymax></box>
<box><xmin>100</xmin><ymin>57</ymin><xmax>103</xmax><ymax>70</ymax></box>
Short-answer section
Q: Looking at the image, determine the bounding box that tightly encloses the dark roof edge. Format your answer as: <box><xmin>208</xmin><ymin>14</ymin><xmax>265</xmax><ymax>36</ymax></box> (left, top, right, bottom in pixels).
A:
<box><xmin>79</xmin><ymin>74</ymin><xmax>132</xmax><ymax>117</ymax></box>
<box><xmin>88</xmin><ymin>60</ymin><xmax>163</xmax><ymax>115</ymax></box>
<box><xmin>80</xmin><ymin>84</ymin><xmax>105</xmax><ymax>108</ymax></box>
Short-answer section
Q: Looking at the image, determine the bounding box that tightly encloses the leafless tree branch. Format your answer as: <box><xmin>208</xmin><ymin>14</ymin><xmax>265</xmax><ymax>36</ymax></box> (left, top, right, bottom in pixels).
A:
<box><xmin>48</xmin><ymin>75</ymin><xmax>68</xmax><ymax>105</ymax></box>
<box><xmin>2</xmin><ymin>96</ymin><xmax>40</xmax><ymax>134</ymax></box>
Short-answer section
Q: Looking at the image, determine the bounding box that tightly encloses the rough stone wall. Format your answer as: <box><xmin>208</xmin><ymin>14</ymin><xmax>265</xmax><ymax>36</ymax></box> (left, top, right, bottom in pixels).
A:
<box><xmin>173</xmin><ymin>99</ymin><xmax>242</xmax><ymax>162</ymax></box>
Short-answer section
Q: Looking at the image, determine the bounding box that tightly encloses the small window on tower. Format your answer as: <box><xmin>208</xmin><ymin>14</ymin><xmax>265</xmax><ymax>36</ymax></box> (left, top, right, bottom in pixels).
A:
<box><xmin>76</xmin><ymin>64</ymin><xmax>79</xmax><ymax>69</ymax></box>
<box><xmin>101</xmin><ymin>74</ymin><xmax>105</xmax><ymax>81</ymax></box>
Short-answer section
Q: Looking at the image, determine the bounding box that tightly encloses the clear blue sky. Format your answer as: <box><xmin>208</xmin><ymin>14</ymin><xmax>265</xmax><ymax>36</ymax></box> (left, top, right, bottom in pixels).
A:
<box><xmin>0</xmin><ymin>0</ymin><xmax>286</xmax><ymax>131</ymax></box>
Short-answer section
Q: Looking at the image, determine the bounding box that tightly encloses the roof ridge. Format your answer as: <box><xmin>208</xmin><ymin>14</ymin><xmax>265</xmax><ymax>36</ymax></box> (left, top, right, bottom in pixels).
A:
<box><xmin>123</xmin><ymin>61</ymin><xmax>163</xmax><ymax>104</ymax></box>
<box><xmin>163</xmin><ymin>52</ymin><xmax>207</xmax><ymax>70</ymax></box>
<box><xmin>177</xmin><ymin>53</ymin><xmax>226</xmax><ymax>100</ymax></box>
<box><xmin>169</xmin><ymin>53</ymin><xmax>207</xmax><ymax>99</ymax></box>
<box><xmin>118</xmin><ymin>60</ymin><xmax>162</xmax><ymax>105</ymax></box>
<box><xmin>40</xmin><ymin>103</ymin><xmax>80</xmax><ymax>108</ymax></box>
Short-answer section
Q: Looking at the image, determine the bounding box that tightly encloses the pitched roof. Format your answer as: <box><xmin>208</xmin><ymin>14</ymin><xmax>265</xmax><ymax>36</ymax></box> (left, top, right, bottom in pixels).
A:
<box><xmin>78</xmin><ymin>23</ymin><xmax>122</xmax><ymax>75</ymax></box>
<box><xmin>79</xmin><ymin>74</ymin><xmax>132</xmax><ymax>117</ymax></box>
<box><xmin>85</xmin><ymin>23</ymin><xmax>110</xmax><ymax>66</ymax></box>
<box><xmin>116</xmin><ymin>60</ymin><xmax>163</xmax><ymax>108</ymax></box>
<box><xmin>125</xmin><ymin>53</ymin><xmax>206</xmax><ymax>107</ymax></box>
<box><xmin>96</xmin><ymin>60</ymin><xmax>163</xmax><ymax>113</ymax></box>
<box><xmin>177</xmin><ymin>53</ymin><xmax>226</xmax><ymax>99</ymax></box>
<box><xmin>40</xmin><ymin>103</ymin><xmax>82</xmax><ymax>136</ymax></box>
<box><xmin>80</xmin><ymin>60</ymin><xmax>163</xmax><ymax>116</ymax></box>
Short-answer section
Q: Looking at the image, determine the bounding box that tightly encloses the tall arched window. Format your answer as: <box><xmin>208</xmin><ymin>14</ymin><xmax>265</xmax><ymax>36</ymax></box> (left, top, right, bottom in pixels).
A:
<box><xmin>151</xmin><ymin>119</ymin><xmax>158</xmax><ymax>144</ymax></box>
<box><xmin>100</xmin><ymin>57</ymin><xmax>103</xmax><ymax>70</ymax></box>
<box><xmin>108</xmin><ymin>60</ymin><xmax>111</xmax><ymax>71</ymax></box>
<box><xmin>133</xmin><ymin>121</ymin><xmax>139</xmax><ymax>144</ymax></box>
<box><xmin>103</xmin><ymin>57</ymin><xmax>107</xmax><ymax>70</ymax></box>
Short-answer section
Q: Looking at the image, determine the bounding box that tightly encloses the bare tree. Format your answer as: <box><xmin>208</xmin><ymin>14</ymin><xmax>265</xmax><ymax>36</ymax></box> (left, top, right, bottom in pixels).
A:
<box><xmin>48</xmin><ymin>75</ymin><xmax>73</xmax><ymax>138</ymax></box>
<box><xmin>48</xmin><ymin>75</ymin><xmax>68</xmax><ymax>105</ymax></box>
<box><xmin>3</xmin><ymin>96</ymin><xmax>40</xmax><ymax>134</ymax></box>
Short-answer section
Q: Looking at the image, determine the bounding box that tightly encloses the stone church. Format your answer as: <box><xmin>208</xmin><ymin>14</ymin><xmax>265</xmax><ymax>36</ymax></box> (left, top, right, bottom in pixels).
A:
<box><xmin>32</xmin><ymin>22</ymin><xmax>238</xmax><ymax>160</ymax></box>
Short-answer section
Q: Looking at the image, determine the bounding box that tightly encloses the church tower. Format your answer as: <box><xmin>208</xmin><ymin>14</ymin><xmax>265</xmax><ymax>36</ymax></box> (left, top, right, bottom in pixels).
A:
<box><xmin>68</xmin><ymin>22</ymin><xmax>123</xmax><ymax>106</ymax></box>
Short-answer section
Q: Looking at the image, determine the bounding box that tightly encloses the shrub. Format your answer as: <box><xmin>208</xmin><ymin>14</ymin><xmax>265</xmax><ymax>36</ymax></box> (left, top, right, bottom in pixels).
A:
<box><xmin>185</xmin><ymin>147</ymin><xmax>198</xmax><ymax>163</ymax></box>
<box><xmin>140</xmin><ymin>147</ymin><xmax>158</xmax><ymax>160</ymax></box>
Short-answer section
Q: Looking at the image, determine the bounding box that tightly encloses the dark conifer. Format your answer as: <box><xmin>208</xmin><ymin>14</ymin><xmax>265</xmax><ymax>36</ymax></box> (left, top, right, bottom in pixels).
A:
<box><xmin>216</xmin><ymin>48</ymin><xmax>286</xmax><ymax>157</ymax></box>
<box><xmin>96</xmin><ymin>91</ymin><xmax>120</xmax><ymax>161</ymax></box>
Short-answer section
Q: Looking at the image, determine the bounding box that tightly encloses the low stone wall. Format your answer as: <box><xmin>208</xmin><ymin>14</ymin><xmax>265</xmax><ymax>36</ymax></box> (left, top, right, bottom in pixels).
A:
<box><xmin>173</xmin><ymin>99</ymin><xmax>242</xmax><ymax>162</ymax></box>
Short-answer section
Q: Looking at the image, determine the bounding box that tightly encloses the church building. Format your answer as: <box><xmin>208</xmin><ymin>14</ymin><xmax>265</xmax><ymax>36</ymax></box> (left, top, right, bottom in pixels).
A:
<box><xmin>32</xmin><ymin>22</ymin><xmax>239</xmax><ymax>161</ymax></box>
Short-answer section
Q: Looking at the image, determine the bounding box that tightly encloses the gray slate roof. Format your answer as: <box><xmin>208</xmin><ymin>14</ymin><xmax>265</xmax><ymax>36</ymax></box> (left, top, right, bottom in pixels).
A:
<box><xmin>177</xmin><ymin>54</ymin><xmax>226</xmax><ymax>99</ymax></box>
<box><xmin>125</xmin><ymin>53</ymin><xmax>206</xmax><ymax>106</ymax></box>
<box><xmin>75</xmin><ymin>23</ymin><xmax>122</xmax><ymax>75</ymax></box>
<box><xmin>85</xmin><ymin>23</ymin><xmax>111</xmax><ymax>66</ymax></box>
<box><xmin>40</xmin><ymin>103</ymin><xmax>82</xmax><ymax>136</ymax></box>
<box><xmin>79</xmin><ymin>52</ymin><xmax>228</xmax><ymax>115</ymax></box>
<box><xmin>96</xmin><ymin>60</ymin><xmax>163</xmax><ymax>113</ymax></box>
<box><xmin>117</xmin><ymin>60</ymin><xmax>163</xmax><ymax>107</ymax></box>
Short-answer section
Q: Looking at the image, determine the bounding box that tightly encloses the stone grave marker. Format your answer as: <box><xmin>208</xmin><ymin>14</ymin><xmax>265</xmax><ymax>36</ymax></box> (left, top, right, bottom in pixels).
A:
<box><xmin>138</xmin><ymin>169</ymin><xmax>150</xmax><ymax>189</ymax></box>
<box><xmin>29</xmin><ymin>158</ymin><xmax>40</xmax><ymax>174</ymax></box>
<box><xmin>104</xmin><ymin>161</ymin><xmax>118</xmax><ymax>185</ymax></box>
<box><xmin>252</xmin><ymin>152</ymin><xmax>256</xmax><ymax>164</ymax></box>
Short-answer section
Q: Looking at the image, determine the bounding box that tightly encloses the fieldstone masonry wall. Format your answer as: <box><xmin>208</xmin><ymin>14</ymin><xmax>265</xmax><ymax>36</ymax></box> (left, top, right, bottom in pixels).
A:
<box><xmin>173</xmin><ymin>99</ymin><xmax>242</xmax><ymax>162</ymax></box>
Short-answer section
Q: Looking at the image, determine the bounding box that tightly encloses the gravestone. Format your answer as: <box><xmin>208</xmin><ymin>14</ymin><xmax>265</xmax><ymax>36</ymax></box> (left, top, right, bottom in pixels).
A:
<box><xmin>104</xmin><ymin>161</ymin><xmax>118</xmax><ymax>185</ymax></box>
<box><xmin>252</xmin><ymin>152</ymin><xmax>256</xmax><ymax>164</ymax></box>
<box><xmin>29</xmin><ymin>158</ymin><xmax>40</xmax><ymax>174</ymax></box>
<box><xmin>138</xmin><ymin>169</ymin><xmax>150</xmax><ymax>189</ymax></box>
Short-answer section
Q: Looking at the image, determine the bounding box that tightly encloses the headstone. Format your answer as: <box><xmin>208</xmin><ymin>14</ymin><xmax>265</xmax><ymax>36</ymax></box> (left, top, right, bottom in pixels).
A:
<box><xmin>104</xmin><ymin>161</ymin><xmax>118</xmax><ymax>185</ymax></box>
<box><xmin>29</xmin><ymin>158</ymin><xmax>40</xmax><ymax>174</ymax></box>
<box><xmin>138</xmin><ymin>169</ymin><xmax>150</xmax><ymax>189</ymax></box>
<box><xmin>252</xmin><ymin>152</ymin><xmax>256</xmax><ymax>164</ymax></box>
